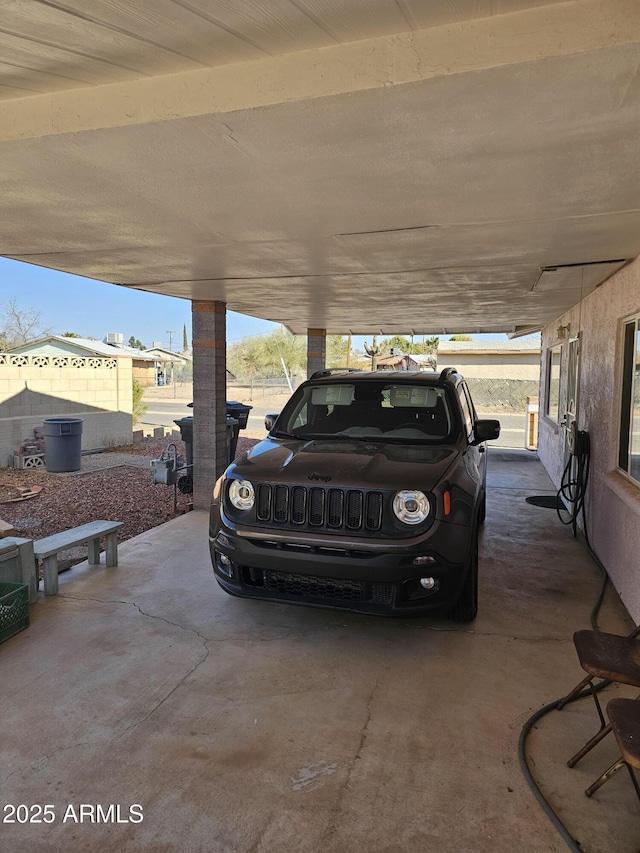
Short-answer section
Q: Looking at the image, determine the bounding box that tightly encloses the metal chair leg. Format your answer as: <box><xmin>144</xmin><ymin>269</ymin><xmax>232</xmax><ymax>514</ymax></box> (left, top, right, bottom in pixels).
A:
<box><xmin>627</xmin><ymin>764</ymin><xmax>640</xmax><ymax>803</ymax></box>
<box><xmin>568</xmin><ymin>722</ymin><xmax>612</xmax><ymax>768</ymax></box>
<box><xmin>565</xmin><ymin>682</ymin><xmax>610</xmax><ymax>767</ymax></box>
<box><xmin>585</xmin><ymin>757</ymin><xmax>626</xmax><ymax>797</ymax></box>
<box><xmin>557</xmin><ymin>673</ymin><xmax>593</xmax><ymax>711</ymax></box>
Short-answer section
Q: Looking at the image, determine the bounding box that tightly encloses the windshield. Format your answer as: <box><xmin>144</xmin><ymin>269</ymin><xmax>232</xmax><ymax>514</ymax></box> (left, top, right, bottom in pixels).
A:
<box><xmin>274</xmin><ymin>381</ymin><xmax>455</xmax><ymax>442</ymax></box>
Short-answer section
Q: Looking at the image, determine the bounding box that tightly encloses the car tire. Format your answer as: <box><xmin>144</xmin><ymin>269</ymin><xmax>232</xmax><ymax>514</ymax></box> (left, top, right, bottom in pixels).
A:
<box><xmin>450</xmin><ymin>528</ymin><xmax>478</xmax><ymax>623</ymax></box>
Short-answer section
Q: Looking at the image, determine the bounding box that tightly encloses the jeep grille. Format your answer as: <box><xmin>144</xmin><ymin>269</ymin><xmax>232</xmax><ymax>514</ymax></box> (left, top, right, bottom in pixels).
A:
<box><xmin>256</xmin><ymin>484</ymin><xmax>383</xmax><ymax>532</ymax></box>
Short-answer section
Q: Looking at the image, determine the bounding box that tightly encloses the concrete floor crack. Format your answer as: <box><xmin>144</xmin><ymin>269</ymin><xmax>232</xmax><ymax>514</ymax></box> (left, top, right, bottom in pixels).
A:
<box><xmin>0</xmin><ymin>740</ymin><xmax>107</xmax><ymax>789</ymax></box>
<box><xmin>57</xmin><ymin>593</ymin><xmax>214</xmax><ymax>745</ymax></box>
<box><xmin>320</xmin><ymin>680</ymin><xmax>379</xmax><ymax>845</ymax></box>
<box><xmin>112</xmin><ymin>639</ymin><xmax>212</xmax><ymax>744</ymax></box>
<box><xmin>60</xmin><ymin>593</ymin><xmax>211</xmax><ymax>642</ymax></box>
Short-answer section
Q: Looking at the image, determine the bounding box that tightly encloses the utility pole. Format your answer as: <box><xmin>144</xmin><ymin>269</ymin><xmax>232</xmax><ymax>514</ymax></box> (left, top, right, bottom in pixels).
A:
<box><xmin>166</xmin><ymin>330</ymin><xmax>175</xmax><ymax>352</ymax></box>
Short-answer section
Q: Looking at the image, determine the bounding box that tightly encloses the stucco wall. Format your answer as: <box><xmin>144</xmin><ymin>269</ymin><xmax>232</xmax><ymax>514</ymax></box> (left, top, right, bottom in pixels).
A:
<box><xmin>538</xmin><ymin>258</ymin><xmax>640</xmax><ymax>621</ymax></box>
<box><xmin>0</xmin><ymin>353</ymin><xmax>133</xmax><ymax>466</ymax></box>
<box><xmin>436</xmin><ymin>352</ymin><xmax>540</xmax><ymax>379</ymax></box>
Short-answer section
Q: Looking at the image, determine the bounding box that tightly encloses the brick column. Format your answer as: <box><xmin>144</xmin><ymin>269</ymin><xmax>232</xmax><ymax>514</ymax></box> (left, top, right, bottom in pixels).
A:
<box><xmin>192</xmin><ymin>300</ymin><xmax>227</xmax><ymax>510</ymax></box>
<box><xmin>307</xmin><ymin>328</ymin><xmax>327</xmax><ymax>378</ymax></box>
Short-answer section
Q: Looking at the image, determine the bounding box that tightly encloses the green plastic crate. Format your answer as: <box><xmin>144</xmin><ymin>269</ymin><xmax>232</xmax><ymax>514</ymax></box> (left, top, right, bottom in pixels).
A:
<box><xmin>0</xmin><ymin>582</ymin><xmax>29</xmax><ymax>645</ymax></box>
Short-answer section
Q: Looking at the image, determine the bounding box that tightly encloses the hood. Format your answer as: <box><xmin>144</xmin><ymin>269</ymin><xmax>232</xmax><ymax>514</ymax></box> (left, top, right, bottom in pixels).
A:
<box><xmin>228</xmin><ymin>437</ymin><xmax>460</xmax><ymax>492</ymax></box>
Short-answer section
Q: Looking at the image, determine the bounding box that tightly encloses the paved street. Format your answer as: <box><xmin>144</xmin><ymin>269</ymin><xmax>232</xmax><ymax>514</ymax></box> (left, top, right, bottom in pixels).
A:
<box><xmin>141</xmin><ymin>391</ymin><xmax>528</xmax><ymax>449</ymax></box>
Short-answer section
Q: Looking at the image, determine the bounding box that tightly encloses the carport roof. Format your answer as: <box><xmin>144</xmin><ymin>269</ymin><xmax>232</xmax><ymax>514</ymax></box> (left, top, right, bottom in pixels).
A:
<box><xmin>0</xmin><ymin>1</ymin><xmax>639</xmax><ymax>335</ymax></box>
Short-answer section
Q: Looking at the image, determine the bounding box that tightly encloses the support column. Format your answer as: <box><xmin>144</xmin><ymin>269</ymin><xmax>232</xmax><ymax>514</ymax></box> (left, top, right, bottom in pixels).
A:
<box><xmin>192</xmin><ymin>300</ymin><xmax>227</xmax><ymax>510</ymax></box>
<box><xmin>307</xmin><ymin>328</ymin><xmax>327</xmax><ymax>378</ymax></box>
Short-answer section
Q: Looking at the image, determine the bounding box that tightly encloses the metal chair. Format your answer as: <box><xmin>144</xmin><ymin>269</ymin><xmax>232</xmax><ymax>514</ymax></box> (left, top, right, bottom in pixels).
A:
<box><xmin>585</xmin><ymin>698</ymin><xmax>640</xmax><ymax>801</ymax></box>
<box><xmin>557</xmin><ymin>625</ymin><xmax>640</xmax><ymax>767</ymax></box>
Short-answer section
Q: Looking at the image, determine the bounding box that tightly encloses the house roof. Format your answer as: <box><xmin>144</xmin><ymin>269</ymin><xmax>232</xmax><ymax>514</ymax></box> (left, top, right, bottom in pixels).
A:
<box><xmin>417</xmin><ymin>338</ymin><xmax>541</xmax><ymax>356</ymax></box>
<box><xmin>376</xmin><ymin>353</ymin><xmax>417</xmax><ymax>362</ymax></box>
<box><xmin>440</xmin><ymin>339</ymin><xmax>540</xmax><ymax>353</ymax></box>
<box><xmin>144</xmin><ymin>347</ymin><xmax>192</xmax><ymax>363</ymax></box>
<box><xmin>10</xmin><ymin>335</ymin><xmax>157</xmax><ymax>361</ymax></box>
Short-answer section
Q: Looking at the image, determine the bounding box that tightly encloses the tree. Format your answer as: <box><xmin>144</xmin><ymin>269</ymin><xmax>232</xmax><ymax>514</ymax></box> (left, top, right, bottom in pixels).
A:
<box><xmin>449</xmin><ymin>335</ymin><xmax>473</xmax><ymax>341</ymax></box>
<box><xmin>62</xmin><ymin>331</ymin><xmax>81</xmax><ymax>338</ymax></box>
<box><xmin>378</xmin><ymin>334</ymin><xmax>440</xmax><ymax>357</ymax></box>
<box><xmin>381</xmin><ymin>335</ymin><xmax>412</xmax><ymax>353</ymax></box>
<box><xmin>326</xmin><ymin>335</ymin><xmax>351</xmax><ymax>367</ymax></box>
<box><xmin>1</xmin><ymin>296</ymin><xmax>52</xmax><ymax>347</ymax></box>
<box><xmin>132</xmin><ymin>378</ymin><xmax>148</xmax><ymax>425</ymax></box>
<box><xmin>227</xmin><ymin>328</ymin><xmax>306</xmax><ymax>380</ymax></box>
<box><xmin>182</xmin><ymin>324</ymin><xmax>189</xmax><ymax>353</ymax></box>
<box><xmin>128</xmin><ymin>336</ymin><xmax>145</xmax><ymax>350</ymax></box>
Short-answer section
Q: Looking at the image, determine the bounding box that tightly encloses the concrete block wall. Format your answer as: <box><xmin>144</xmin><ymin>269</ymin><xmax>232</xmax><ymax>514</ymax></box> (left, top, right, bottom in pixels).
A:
<box><xmin>0</xmin><ymin>353</ymin><xmax>133</xmax><ymax>466</ymax></box>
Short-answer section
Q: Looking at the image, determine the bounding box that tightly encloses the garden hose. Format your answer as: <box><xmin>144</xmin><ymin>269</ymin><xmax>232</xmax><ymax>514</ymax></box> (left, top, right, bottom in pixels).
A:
<box><xmin>519</xmin><ymin>429</ymin><xmax>615</xmax><ymax>850</ymax></box>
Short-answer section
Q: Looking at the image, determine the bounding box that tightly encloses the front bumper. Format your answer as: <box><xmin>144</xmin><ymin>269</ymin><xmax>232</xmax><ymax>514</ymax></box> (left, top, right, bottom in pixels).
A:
<box><xmin>209</xmin><ymin>508</ymin><xmax>472</xmax><ymax>616</ymax></box>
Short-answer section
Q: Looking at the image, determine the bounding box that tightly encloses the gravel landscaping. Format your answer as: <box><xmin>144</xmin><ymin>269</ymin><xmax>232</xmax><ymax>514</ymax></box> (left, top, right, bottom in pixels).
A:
<box><xmin>0</xmin><ymin>435</ymin><xmax>258</xmax><ymax>554</ymax></box>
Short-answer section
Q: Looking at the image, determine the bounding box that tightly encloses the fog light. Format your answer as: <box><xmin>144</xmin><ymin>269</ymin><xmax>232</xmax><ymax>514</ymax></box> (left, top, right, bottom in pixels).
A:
<box><xmin>419</xmin><ymin>577</ymin><xmax>436</xmax><ymax>590</ymax></box>
<box><xmin>216</xmin><ymin>552</ymin><xmax>233</xmax><ymax>578</ymax></box>
<box><xmin>413</xmin><ymin>555</ymin><xmax>435</xmax><ymax>566</ymax></box>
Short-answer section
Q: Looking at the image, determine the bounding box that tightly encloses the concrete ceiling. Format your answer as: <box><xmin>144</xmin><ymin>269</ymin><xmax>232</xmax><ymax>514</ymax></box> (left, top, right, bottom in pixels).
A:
<box><xmin>0</xmin><ymin>0</ymin><xmax>638</xmax><ymax>335</ymax></box>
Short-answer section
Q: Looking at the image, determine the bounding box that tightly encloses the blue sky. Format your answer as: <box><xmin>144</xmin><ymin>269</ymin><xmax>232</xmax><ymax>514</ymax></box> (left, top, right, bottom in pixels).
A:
<box><xmin>0</xmin><ymin>257</ymin><xmax>278</xmax><ymax>349</ymax></box>
<box><xmin>1</xmin><ymin>257</ymin><xmax>518</xmax><ymax>350</ymax></box>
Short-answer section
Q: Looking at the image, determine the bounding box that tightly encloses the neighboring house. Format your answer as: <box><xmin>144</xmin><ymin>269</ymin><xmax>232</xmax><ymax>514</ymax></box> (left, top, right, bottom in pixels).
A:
<box><xmin>144</xmin><ymin>346</ymin><xmax>192</xmax><ymax>386</ymax></box>
<box><xmin>0</xmin><ymin>335</ymin><xmax>138</xmax><ymax>463</ymax></box>
<box><xmin>375</xmin><ymin>353</ymin><xmax>421</xmax><ymax>371</ymax></box>
<box><xmin>423</xmin><ymin>338</ymin><xmax>542</xmax><ymax>379</ymax></box>
<box><xmin>10</xmin><ymin>335</ymin><xmax>158</xmax><ymax>386</ymax></box>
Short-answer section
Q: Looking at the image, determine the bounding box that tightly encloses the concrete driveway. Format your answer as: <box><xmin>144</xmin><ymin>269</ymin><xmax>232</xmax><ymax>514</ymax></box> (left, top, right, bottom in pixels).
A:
<box><xmin>0</xmin><ymin>450</ymin><xmax>636</xmax><ymax>853</ymax></box>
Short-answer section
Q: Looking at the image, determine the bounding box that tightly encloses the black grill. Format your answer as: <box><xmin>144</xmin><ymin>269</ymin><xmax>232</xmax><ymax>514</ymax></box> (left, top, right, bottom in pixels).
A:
<box><xmin>261</xmin><ymin>570</ymin><xmax>394</xmax><ymax>605</ymax></box>
<box><xmin>253</xmin><ymin>484</ymin><xmax>384</xmax><ymax>532</ymax></box>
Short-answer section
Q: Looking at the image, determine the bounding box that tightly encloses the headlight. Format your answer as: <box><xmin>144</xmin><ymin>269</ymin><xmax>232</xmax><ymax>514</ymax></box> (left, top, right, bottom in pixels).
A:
<box><xmin>213</xmin><ymin>475</ymin><xmax>225</xmax><ymax>501</ymax></box>
<box><xmin>228</xmin><ymin>479</ymin><xmax>255</xmax><ymax>511</ymax></box>
<box><xmin>393</xmin><ymin>489</ymin><xmax>430</xmax><ymax>525</ymax></box>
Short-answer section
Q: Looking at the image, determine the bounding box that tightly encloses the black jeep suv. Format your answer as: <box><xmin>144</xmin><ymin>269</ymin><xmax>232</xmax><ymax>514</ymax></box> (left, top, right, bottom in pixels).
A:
<box><xmin>209</xmin><ymin>368</ymin><xmax>500</xmax><ymax>621</ymax></box>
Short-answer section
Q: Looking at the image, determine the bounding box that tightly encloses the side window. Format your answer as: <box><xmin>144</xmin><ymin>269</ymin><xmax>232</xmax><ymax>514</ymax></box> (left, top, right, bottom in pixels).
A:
<box><xmin>462</xmin><ymin>383</ymin><xmax>478</xmax><ymax>422</ymax></box>
<box><xmin>292</xmin><ymin>403</ymin><xmax>308</xmax><ymax>430</ymax></box>
<box><xmin>618</xmin><ymin>316</ymin><xmax>640</xmax><ymax>484</ymax></box>
<box><xmin>457</xmin><ymin>387</ymin><xmax>474</xmax><ymax>439</ymax></box>
<box><xmin>545</xmin><ymin>345</ymin><xmax>562</xmax><ymax>421</ymax></box>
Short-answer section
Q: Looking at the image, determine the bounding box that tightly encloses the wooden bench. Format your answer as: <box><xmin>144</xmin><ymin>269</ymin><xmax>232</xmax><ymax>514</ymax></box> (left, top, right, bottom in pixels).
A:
<box><xmin>34</xmin><ymin>520</ymin><xmax>124</xmax><ymax>596</ymax></box>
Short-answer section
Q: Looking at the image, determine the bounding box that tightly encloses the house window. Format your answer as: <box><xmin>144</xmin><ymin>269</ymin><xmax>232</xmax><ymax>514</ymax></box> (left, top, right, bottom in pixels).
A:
<box><xmin>618</xmin><ymin>317</ymin><xmax>640</xmax><ymax>484</ymax></box>
<box><xmin>545</xmin><ymin>345</ymin><xmax>562</xmax><ymax>420</ymax></box>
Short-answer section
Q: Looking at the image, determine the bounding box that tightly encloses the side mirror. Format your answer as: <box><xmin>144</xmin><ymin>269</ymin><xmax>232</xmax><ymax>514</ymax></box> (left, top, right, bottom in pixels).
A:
<box><xmin>472</xmin><ymin>419</ymin><xmax>501</xmax><ymax>445</ymax></box>
<box><xmin>264</xmin><ymin>413</ymin><xmax>280</xmax><ymax>431</ymax></box>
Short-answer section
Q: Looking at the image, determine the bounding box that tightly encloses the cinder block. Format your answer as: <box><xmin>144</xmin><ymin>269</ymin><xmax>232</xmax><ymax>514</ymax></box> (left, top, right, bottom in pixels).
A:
<box><xmin>13</xmin><ymin>453</ymin><xmax>45</xmax><ymax>469</ymax></box>
<box><xmin>132</xmin><ymin>430</ymin><xmax>144</xmax><ymax>443</ymax></box>
<box><xmin>0</xmin><ymin>519</ymin><xmax>17</xmax><ymax>538</ymax></box>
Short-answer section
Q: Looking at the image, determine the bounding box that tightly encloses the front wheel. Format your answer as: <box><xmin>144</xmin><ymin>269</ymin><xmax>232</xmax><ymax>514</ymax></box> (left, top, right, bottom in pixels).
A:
<box><xmin>450</xmin><ymin>529</ymin><xmax>478</xmax><ymax>623</ymax></box>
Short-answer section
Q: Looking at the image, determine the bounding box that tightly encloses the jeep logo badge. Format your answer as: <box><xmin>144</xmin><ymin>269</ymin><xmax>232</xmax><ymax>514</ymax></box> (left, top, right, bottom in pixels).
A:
<box><xmin>308</xmin><ymin>472</ymin><xmax>332</xmax><ymax>482</ymax></box>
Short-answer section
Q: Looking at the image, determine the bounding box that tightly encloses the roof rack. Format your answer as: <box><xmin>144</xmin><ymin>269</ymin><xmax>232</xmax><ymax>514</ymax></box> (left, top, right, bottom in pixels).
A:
<box><xmin>309</xmin><ymin>367</ymin><xmax>362</xmax><ymax>380</ymax></box>
<box><xmin>438</xmin><ymin>367</ymin><xmax>459</xmax><ymax>382</ymax></box>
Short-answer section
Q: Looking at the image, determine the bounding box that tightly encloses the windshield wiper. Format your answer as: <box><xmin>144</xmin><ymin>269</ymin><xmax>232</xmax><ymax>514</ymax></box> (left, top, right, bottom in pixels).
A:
<box><xmin>271</xmin><ymin>429</ymin><xmax>301</xmax><ymax>439</ymax></box>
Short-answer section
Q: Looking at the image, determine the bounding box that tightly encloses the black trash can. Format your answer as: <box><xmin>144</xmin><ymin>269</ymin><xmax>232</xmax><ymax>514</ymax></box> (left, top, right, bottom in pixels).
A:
<box><xmin>226</xmin><ymin>401</ymin><xmax>253</xmax><ymax>430</ymax></box>
<box><xmin>175</xmin><ymin>415</ymin><xmax>240</xmax><ymax>466</ymax></box>
<box><xmin>227</xmin><ymin>416</ymin><xmax>240</xmax><ymax>463</ymax></box>
<box><xmin>43</xmin><ymin>417</ymin><xmax>83</xmax><ymax>473</ymax></box>
<box><xmin>173</xmin><ymin>416</ymin><xmax>194</xmax><ymax>467</ymax></box>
